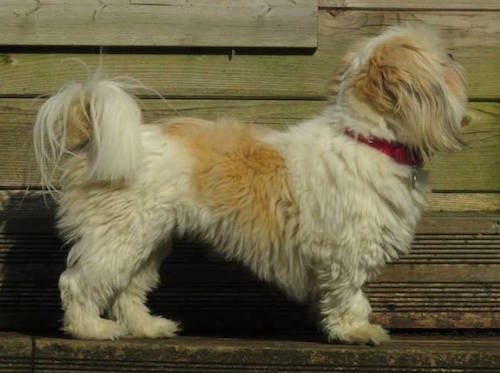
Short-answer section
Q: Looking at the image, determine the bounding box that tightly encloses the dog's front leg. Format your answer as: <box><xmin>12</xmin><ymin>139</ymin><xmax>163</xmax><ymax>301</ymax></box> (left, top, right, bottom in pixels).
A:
<box><xmin>313</xmin><ymin>261</ymin><xmax>389</xmax><ymax>345</ymax></box>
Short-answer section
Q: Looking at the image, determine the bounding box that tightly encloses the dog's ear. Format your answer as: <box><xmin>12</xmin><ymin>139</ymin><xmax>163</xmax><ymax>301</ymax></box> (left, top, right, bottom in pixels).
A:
<box><xmin>353</xmin><ymin>42</ymin><xmax>433</xmax><ymax>117</ymax></box>
<box><xmin>351</xmin><ymin>38</ymin><xmax>465</xmax><ymax>153</ymax></box>
<box><xmin>66</xmin><ymin>99</ymin><xmax>92</xmax><ymax>150</ymax></box>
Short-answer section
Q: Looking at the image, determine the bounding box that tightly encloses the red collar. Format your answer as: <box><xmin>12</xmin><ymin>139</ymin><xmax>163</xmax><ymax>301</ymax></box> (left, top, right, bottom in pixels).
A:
<box><xmin>343</xmin><ymin>128</ymin><xmax>423</xmax><ymax>168</ymax></box>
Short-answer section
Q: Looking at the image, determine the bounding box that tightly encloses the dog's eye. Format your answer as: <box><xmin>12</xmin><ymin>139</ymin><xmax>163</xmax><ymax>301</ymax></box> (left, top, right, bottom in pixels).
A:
<box><xmin>447</xmin><ymin>52</ymin><xmax>454</xmax><ymax>60</ymax></box>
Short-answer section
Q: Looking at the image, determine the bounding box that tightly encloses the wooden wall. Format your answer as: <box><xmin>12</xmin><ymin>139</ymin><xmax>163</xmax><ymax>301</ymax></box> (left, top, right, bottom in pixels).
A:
<box><xmin>0</xmin><ymin>0</ymin><xmax>498</xmax><ymax>334</ymax></box>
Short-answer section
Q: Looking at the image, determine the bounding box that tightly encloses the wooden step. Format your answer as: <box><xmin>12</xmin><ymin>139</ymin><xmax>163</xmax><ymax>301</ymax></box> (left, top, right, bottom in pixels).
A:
<box><xmin>1</xmin><ymin>332</ymin><xmax>499</xmax><ymax>372</ymax></box>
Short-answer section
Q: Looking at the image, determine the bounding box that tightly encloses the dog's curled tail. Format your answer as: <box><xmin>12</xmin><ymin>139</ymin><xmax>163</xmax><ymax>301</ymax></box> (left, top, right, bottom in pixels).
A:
<box><xmin>33</xmin><ymin>79</ymin><xmax>143</xmax><ymax>189</ymax></box>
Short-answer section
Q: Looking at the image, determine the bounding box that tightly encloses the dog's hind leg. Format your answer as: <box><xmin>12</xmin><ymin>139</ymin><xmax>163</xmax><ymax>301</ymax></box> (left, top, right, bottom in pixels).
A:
<box><xmin>59</xmin><ymin>266</ymin><xmax>127</xmax><ymax>340</ymax></box>
<box><xmin>110</xmin><ymin>241</ymin><xmax>180</xmax><ymax>338</ymax></box>
<box><xmin>59</xmin><ymin>233</ymin><xmax>164</xmax><ymax>340</ymax></box>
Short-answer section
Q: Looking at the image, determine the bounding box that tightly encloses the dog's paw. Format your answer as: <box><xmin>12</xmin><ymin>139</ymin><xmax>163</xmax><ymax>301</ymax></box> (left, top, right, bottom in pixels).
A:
<box><xmin>330</xmin><ymin>323</ymin><xmax>390</xmax><ymax>345</ymax></box>
<box><xmin>64</xmin><ymin>318</ymin><xmax>127</xmax><ymax>340</ymax></box>
<box><xmin>127</xmin><ymin>316</ymin><xmax>181</xmax><ymax>339</ymax></box>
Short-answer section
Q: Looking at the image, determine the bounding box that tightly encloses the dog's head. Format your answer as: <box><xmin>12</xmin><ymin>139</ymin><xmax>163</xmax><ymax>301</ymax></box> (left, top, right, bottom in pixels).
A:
<box><xmin>330</xmin><ymin>25</ymin><xmax>468</xmax><ymax>157</ymax></box>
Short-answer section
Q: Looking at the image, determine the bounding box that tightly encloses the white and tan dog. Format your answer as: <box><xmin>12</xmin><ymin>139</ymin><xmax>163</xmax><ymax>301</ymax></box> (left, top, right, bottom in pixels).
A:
<box><xmin>33</xmin><ymin>25</ymin><xmax>467</xmax><ymax>344</ymax></box>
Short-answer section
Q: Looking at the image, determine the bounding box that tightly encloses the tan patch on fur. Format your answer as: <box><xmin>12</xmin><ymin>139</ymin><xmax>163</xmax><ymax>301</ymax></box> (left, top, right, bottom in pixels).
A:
<box><xmin>163</xmin><ymin>117</ymin><xmax>299</xmax><ymax>249</ymax></box>
<box><xmin>351</xmin><ymin>37</ymin><xmax>426</xmax><ymax>115</ymax></box>
<box><xmin>67</xmin><ymin>101</ymin><xmax>92</xmax><ymax>150</ymax></box>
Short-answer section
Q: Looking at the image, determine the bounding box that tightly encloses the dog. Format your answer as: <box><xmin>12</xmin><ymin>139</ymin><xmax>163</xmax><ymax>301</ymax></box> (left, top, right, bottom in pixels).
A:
<box><xmin>33</xmin><ymin>24</ymin><xmax>467</xmax><ymax>344</ymax></box>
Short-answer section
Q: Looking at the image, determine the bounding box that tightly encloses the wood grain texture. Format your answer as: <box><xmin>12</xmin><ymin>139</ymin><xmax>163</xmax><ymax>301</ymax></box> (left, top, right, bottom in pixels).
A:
<box><xmin>427</xmin><ymin>102</ymin><xmax>500</xmax><ymax>192</ymax></box>
<box><xmin>0</xmin><ymin>99</ymin><xmax>498</xmax><ymax>191</ymax></box>
<box><xmin>0</xmin><ymin>333</ymin><xmax>497</xmax><ymax>372</ymax></box>
<box><xmin>0</xmin><ymin>0</ymin><xmax>317</xmax><ymax>48</ymax></box>
<box><xmin>31</xmin><ymin>335</ymin><xmax>500</xmax><ymax>372</ymax></box>
<box><xmin>0</xmin><ymin>333</ymin><xmax>32</xmax><ymax>373</ymax></box>
<box><xmin>0</xmin><ymin>11</ymin><xmax>498</xmax><ymax>99</ymax></box>
<box><xmin>427</xmin><ymin>193</ymin><xmax>500</xmax><ymax>212</ymax></box>
<box><xmin>319</xmin><ymin>0</ymin><xmax>500</xmax><ymax>10</ymax></box>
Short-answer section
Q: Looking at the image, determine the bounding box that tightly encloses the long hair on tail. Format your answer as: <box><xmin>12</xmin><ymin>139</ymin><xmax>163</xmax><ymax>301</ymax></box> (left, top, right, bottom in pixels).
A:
<box><xmin>33</xmin><ymin>78</ymin><xmax>144</xmax><ymax>193</ymax></box>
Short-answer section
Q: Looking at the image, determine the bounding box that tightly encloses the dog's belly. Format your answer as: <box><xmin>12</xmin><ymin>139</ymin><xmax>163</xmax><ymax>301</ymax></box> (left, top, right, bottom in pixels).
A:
<box><xmin>174</xmin><ymin>205</ymin><xmax>313</xmax><ymax>303</ymax></box>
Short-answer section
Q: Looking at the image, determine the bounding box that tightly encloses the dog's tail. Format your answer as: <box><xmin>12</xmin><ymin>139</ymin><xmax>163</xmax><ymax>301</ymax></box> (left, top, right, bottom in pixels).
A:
<box><xmin>33</xmin><ymin>79</ymin><xmax>143</xmax><ymax>189</ymax></box>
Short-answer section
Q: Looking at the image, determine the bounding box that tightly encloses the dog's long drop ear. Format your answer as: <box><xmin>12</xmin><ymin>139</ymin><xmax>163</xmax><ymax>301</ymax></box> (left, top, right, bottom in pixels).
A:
<box><xmin>351</xmin><ymin>38</ymin><xmax>465</xmax><ymax>154</ymax></box>
<box><xmin>352</xmin><ymin>43</ymin><xmax>424</xmax><ymax>117</ymax></box>
<box><xmin>66</xmin><ymin>99</ymin><xmax>92</xmax><ymax>150</ymax></box>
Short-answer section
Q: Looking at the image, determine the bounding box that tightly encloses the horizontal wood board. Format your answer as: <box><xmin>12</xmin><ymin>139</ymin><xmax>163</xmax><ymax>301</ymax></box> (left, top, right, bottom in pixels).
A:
<box><xmin>319</xmin><ymin>0</ymin><xmax>500</xmax><ymax>10</ymax></box>
<box><xmin>0</xmin><ymin>333</ymin><xmax>32</xmax><ymax>373</ymax></box>
<box><xmin>0</xmin><ymin>0</ymin><xmax>317</xmax><ymax>48</ymax></box>
<box><xmin>0</xmin><ymin>333</ymin><xmax>498</xmax><ymax>372</ymax></box>
<box><xmin>0</xmin><ymin>11</ymin><xmax>498</xmax><ymax>99</ymax></box>
<box><xmin>29</xmin><ymin>335</ymin><xmax>500</xmax><ymax>372</ymax></box>
<box><xmin>0</xmin><ymin>99</ymin><xmax>498</xmax><ymax>191</ymax></box>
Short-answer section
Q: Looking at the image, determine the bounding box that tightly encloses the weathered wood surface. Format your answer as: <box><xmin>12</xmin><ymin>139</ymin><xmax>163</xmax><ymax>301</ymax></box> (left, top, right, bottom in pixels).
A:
<box><xmin>0</xmin><ymin>333</ymin><xmax>32</xmax><ymax>373</ymax></box>
<box><xmin>31</xmin><ymin>335</ymin><xmax>500</xmax><ymax>372</ymax></box>
<box><xmin>0</xmin><ymin>11</ymin><xmax>498</xmax><ymax>99</ymax></box>
<box><xmin>1</xmin><ymin>332</ymin><xmax>499</xmax><ymax>372</ymax></box>
<box><xmin>319</xmin><ymin>0</ymin><xmax>500</xmax><ymax>10</ymax></box>
<box><xmin>427</xmin><ymin>194</ymin><xmax>500</xmax><ymax>212</ymax></box>
<box><xmin>1</xmin><ymin>99</ymin><xmax>498</xmax><ymax>190</ymax></box>
<box><xmin>0</xmin><ymin>0</ymin><xmax>317</xmax><ymax>48</ymax></box>
<box><xmin>1</xmin><ymin>332</ymin><xmax>498</xmax><ymax>372</ymax></box>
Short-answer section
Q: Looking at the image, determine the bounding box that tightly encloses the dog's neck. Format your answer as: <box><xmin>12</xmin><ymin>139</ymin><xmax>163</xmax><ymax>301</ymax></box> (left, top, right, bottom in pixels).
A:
<box><xmin>343</xmin><ymin>128</ymin><xmax>423</xmax><ymax>168</ymax></box>
<box><xmin>328</xmin><ymin>97</ymin><xmax>396</xmax><ymax>141</ymax></box>
<box><xmin>324</xmin><ymin>102</ymin><xmax>423</xmax><ymax>168</ymax></box>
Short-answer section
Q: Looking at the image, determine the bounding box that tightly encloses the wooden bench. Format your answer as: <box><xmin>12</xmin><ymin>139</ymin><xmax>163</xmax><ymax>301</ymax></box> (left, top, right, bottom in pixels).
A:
<box><xmin>0</xmin><ymin>1</ymin><xmax>498</xmax><ymax>371</ymax></box>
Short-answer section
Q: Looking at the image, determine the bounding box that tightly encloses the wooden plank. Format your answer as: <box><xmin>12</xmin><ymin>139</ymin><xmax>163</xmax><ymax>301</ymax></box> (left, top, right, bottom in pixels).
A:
<box><xmin>0</xmin><ymin>333</ymin><xmax>32</xmax><ymax>373</ymax></box>
<box><xmin>1</xmin><ymin>332</ymin><xmax>500</xmax><ymax>372</ymax></box>
<box><xmin>0</xmin><ymin>11</ymin><xmax>498</xmax><ymax>99</ymax></box>
<box><xmin>32</xmin><ymin>335</ymin><xmax>500</xmax><ymax>372</ymax></box>
<box><xmin>429</xmin><ymin>101</ymin><xmax>500</xmax><ymax>191</ymax></box>
<box><xmin>319</xmin><ymin>0</ymin><xmax>500</xmax><ymax>10</ymax></box>
<box><xmin>427</xmin><ymin>193</ymin><xmax>500</xmax><ymax>212</ymax></box>
<box><xmin>373</xmin><ymin>312</ymin><xmax>499</xmax><ymax>329</ymax></box>
<box><xmin>0</xmin><ymin>99</ymin><xmax>498</xmax><ymax>191</ymax></box>
<box><xmin>377</xmin><ymin>264</ymin><xmax>500</xmax><ymax>282</ymax></box>
<box><xmin>0</xmin><ymin>0</ymin><xmax>317</xmax><ymax>48</ymax></box>
<box><xmin>418</xmin><ymin>214</ymin><xmax>499</xmax><ymax>234</ymax></box>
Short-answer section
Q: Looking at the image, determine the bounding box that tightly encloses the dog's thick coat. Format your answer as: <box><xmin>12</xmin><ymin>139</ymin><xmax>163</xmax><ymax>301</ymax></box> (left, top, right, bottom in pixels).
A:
<box><xmin>33</xmin><ymin>25</ymin><xmax>467</xmax><ymax>344</ymax></box>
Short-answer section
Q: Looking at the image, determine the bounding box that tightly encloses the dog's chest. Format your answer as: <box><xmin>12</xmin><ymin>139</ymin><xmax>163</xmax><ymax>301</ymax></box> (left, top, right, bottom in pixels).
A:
<box><xmin>285</xmin><ymin>143</ymin><xmax>427</xmax><ymax>266</ymax></box>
